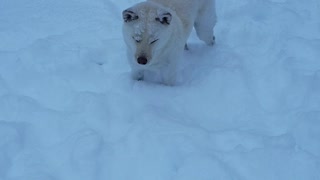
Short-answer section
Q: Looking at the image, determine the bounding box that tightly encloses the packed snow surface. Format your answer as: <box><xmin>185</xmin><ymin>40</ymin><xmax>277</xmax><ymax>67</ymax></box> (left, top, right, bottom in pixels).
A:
<box><xmin>1</xmin><ymin>0</ymin><xmax>320</xmax><ymax>179</ymax></box>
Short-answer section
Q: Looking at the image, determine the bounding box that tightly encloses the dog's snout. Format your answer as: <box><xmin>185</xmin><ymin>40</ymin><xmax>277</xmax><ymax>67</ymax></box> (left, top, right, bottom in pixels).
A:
<box><xmin>137</xmin><ymin>56</ymin><xmax>148</xmax><ymax>65</ymax></box>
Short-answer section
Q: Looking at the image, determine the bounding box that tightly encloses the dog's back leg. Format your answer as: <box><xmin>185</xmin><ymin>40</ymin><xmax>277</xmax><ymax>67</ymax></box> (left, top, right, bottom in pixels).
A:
<box><xmin>194</xmin><ymin>0</ymin><xmax>217</xmax><ymax>46</ymax></box>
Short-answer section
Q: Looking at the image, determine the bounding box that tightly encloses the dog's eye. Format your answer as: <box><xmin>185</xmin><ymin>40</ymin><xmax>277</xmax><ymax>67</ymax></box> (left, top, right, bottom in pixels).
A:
<box><xmin>150</xmin><ymin>39</ymin><xmax>159</xmax><ymax>44</ymax></box>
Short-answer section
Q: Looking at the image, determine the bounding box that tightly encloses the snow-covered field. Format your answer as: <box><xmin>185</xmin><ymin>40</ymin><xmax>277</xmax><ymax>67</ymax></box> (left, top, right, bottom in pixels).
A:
<box><xmin>1</xmin><ymin>0</ymin><xmax>320</xmax><ymax>179</ymax></box>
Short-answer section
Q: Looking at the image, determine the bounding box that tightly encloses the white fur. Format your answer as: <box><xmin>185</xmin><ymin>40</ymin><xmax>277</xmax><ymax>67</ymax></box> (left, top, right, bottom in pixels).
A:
<box><xmin>122</xmin><ymin>0</ymin><xmax>217</xmax><ymax>85</ymax></box>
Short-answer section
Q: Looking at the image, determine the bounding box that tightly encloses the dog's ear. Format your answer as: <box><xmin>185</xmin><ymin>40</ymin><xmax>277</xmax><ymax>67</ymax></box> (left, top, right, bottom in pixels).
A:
<box><xmin>122</xmin><ymin>9</ymin><xmax>139</xmax><ymax>22</ymax></box>
<box><xmin>156</xmin><ymin>12</ymin><xmax>172</xmax><ymax>25</ymax></box>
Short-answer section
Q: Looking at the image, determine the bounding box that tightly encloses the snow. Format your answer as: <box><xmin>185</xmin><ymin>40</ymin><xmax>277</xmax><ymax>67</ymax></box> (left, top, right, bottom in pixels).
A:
<box><xmin>0</xmin><ymin>0</ymin><xmax>320</xmax><ymax>179</ymax></box>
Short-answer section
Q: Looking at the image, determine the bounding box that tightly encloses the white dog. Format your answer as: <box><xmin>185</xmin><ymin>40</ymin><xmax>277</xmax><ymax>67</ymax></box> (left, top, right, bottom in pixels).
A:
<box><xmin>122</xmin><ymin>0</ymin><xmax>217</xmax><ymax>85</ymax></box>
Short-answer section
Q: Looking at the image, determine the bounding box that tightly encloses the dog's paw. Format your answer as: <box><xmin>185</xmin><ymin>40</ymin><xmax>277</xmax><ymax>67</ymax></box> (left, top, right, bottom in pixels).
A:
<box><xmin>207</xmin><ymin>36</ymin><xmax>216</xmax><ymax>46</ymax></box>
<box><xmin>131</xmin><ymin>70</ymin><xmax>144</xmax><ymax>81</ymax></box>
<box><xmin>184</xmin><ymin>43</ymin><xmax>189</xmax><ymax>50</ymax></box>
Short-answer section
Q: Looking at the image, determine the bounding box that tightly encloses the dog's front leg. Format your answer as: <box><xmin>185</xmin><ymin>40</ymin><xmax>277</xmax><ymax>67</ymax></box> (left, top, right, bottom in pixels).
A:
<box><xmin>131</xmin><ymin>69</ymin><xmax>144</xmax><ymax>81</ymax></box>
<box><xmin>162</xmin><ymin>61</ymin><xmax>178</xmax><ymax>86</ymax></box>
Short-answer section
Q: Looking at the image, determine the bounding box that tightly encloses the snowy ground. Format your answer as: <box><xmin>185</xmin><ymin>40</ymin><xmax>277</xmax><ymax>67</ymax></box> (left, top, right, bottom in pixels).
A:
<box><xmin>1</xmin><ymin>0</ymin><xmax>320</xmax><ymax>179</ymax></box>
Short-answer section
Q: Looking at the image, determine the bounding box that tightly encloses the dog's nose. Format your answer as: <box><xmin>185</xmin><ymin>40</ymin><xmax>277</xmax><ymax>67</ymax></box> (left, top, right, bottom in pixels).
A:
<box><xmin>137</xmin><ymin>56</ymin><xmax>148</xmax><ymax>65</ymax></box>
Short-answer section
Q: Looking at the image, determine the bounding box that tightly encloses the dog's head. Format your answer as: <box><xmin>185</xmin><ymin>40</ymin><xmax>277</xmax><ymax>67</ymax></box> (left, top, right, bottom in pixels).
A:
<box><xmin>122</xmin><ymin>2</ymin><xmax>173</xmax><ymax>66</ymax></box>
